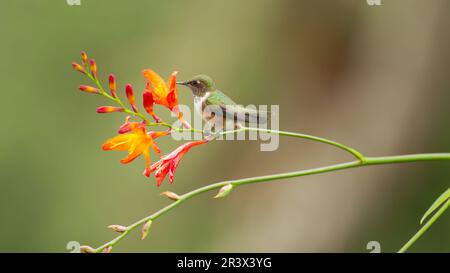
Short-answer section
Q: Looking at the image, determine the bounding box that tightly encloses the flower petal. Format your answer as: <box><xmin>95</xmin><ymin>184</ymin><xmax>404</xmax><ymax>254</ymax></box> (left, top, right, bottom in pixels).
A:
<box><xmin>142</xmin><ymin>149</ymin><xmax>151</xmax><ymax>177</ymax></box>
<box><xmin>142</xmin><ymin>69</ymin><xmax>168</xmax><ymax>98</ymax></box>
<box><xmin>166</xmin><ymin>71</ymin><xmax>179</xmax><ymax>108</ymax></box>
<box><xmin>120</xmin><ymin>140</ymin><xmax>148</xmax><ymax>164</ymax></box>
<box><xmin>102</xmin><ymin>134</ymin><xmax>135</xmax><ymax>151</ymax></box>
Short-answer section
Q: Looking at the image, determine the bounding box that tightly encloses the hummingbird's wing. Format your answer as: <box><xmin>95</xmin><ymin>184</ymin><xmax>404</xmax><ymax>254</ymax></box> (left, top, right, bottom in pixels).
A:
<box><xmin>205</xmin><ymin>91</ymin><xmax>268</xmax><ymax>123</ymax></box>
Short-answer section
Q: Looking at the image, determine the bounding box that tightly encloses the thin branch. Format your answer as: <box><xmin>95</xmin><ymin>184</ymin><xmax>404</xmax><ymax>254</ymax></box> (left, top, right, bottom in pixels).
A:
<box><xmin>398</xmin><ymin>197</ymin><xmax>450</xmax><ymax>253</ymax></box>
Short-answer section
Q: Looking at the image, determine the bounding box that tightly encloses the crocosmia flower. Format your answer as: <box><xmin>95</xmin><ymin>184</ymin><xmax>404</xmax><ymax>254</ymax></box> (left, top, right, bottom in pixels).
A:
<box><xmin>102</xmin><ymin>121</ymin><xmax>168</xmax><ymax>177</ymax></box>
<box><xmin>149</xmin><ymin>139</ymin><xmax>208</xmax><ymax>186</ymax></box>
<box><xmin>142</xmin><ymin>69</ymin><xmax>188</xmax><ymax>127</ymax></box>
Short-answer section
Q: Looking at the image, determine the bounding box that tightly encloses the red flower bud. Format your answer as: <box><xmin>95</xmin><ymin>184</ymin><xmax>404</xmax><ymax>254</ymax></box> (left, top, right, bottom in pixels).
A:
<box><xmin>71</xmin><ymin>62</ymin><xmax>85</xmax><ymax>74</ymax></box>
<box><xmin>108</xmin><ymin>224</ymin><xmax>127</xmax><ymax>233</ymax></box>
<box><xmin>90</xmin><ymin>59</ymin><xmax>97</xmax><ymax>79</ymax></box>
<box><xmin>108</xmin><ymin>74</ymin><xmax>117</xmax><ymax>98</ymax></box>
<box><xmin>79</xmin><ymin>85</ymin><xmax>100</xmax><ymax>94</ymax></box>
<box><xmin>125</xmin><ymin>84</ymin><xmax>138</xmax><ymax>112</ymax></box>
<box><xmin>80</xmin><ymin>245</ymin><xmax>95</xmax><ymax>253</ymax></box>
<box><xmin>143</xmin><ymin>90</ymin><xmax>154</xmax><ymax>115</ymax></box>
<box><xmin>81</xmin><ymin>51</ymin><xmax>88</xmax><ymax>66</ymax></box>
<box><xmin>96</xmin><ymin>106</ymin><xmax>124</xmax><ymax>113</ymax></box>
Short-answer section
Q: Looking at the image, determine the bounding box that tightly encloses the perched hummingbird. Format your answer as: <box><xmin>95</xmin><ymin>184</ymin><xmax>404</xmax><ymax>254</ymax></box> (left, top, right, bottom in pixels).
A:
<box><xmin>177</xmin><ymin>75</ymin><xmax>267</xmax><ymax>131</ymax></box>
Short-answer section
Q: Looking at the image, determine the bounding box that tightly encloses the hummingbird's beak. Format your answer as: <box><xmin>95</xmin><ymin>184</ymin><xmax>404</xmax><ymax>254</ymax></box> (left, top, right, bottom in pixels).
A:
<box><xmin>176</xmin><ymin>81</ymin><xmax>187</xmax><ymax>86</ymax></box>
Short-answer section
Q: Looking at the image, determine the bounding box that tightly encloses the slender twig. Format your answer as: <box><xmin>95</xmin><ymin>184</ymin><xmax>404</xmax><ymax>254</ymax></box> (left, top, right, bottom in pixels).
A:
<box><xmin>91</xmin><ymin>152</ymin><xmax>450</xmax><ymax>252</ymax></box>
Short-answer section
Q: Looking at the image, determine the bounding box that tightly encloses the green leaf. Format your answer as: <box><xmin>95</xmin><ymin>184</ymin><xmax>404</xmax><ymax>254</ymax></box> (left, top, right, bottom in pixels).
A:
<box><xmin>420</xmin><ymin>187</ymin><xmax>450</xmax><ymax>225</ymax></box>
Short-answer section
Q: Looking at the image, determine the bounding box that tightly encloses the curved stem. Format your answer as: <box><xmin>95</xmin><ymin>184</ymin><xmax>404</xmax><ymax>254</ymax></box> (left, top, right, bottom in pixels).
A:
<box><xmin>92</xmin><ymin>152</ymin><xmax>450</xmax><ymax>252</ymax></box>
<box><xmin>398</xmin><ymin>198</ymin><xmax>450</xmax><ymax>253</ymax></box>
<box><xmin>221</xmin><ymin>127</ymin><xmax>366</xmax><ymax>162</ymax></box>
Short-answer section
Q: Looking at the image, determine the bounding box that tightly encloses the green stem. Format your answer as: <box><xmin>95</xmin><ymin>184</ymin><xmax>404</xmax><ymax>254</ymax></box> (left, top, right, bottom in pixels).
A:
<box><xmin>398</xmin><ymin>198</ymin><xmax>450</xmax><ymax>253</ymax></box>
<box><xmin>92</xmin><ymin>152</ymin><xmax>450</xmax><ymax>252</ymax></box>
<box><xmin>222</xmin><ymin>127</ymin><xmax>366</xmax><ymax>162</ymax></box>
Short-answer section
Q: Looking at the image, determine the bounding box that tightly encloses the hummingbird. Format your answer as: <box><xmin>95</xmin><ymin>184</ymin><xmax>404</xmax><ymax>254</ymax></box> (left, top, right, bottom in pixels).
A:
<box><xmin>177</xmin><ymin>75</ymin><xmax>267</xmax><ymax>132</ymax></box>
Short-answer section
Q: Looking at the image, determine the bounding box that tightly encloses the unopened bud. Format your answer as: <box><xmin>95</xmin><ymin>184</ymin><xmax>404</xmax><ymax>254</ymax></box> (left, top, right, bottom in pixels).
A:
<box><xmin>141</xmin><ymin>220</ymin><xmax>153</xmax><ymax>240</ymax></box>
<box><xmin>160</xmin><ymin>191</ymin><xmax>181</xmax><ymax>201</ymax></box>
<box><xmin>97</xmin><ymin>106</ymin><xmax>124</xmax><ymax>114</ymax></box>
<box><xmin>90</xmin><ymin>59</ymin><xmax>98</xmax><ymax>79</ymax></box>
<box><xmin>108</xmin><ymin>74</ymin><xmax>117</xmax><ymax>98</ymax></box>
<box><xmin>108</xmin><ymin>224</ymin><xmax>127</xmax><ymax>233</ymax></box>
<box><xmin>143</xmin><ymin>90</ymin><xmax>154</xmax><ymax>115</ymax></box>
<box><xmin>81</xmin><ymin>51</ymin><xmax>88</xmax><ymax>66</ymax></box>
<box><xmin>214</xmin><ymin>183</ymin><xmax>234</xmax><ymax>198</ymax></box>
<box><xmin>102</xmin><ymin>246</ymin><xmax>113</xmax><ymax>253</ymax></box>
<box><xmin>71</xmin><ymin>62</ymin><xmax>85</xmax><ymax>74</ymax></box>
<box><xmin>80</xmin><ymin>245</ymin><xmax>95</xmax><ymax>253</ymax></box>
<box><xmin>125</xmin><ymin>84</ymin><xmax>138</xmax><ymax>112</ymax></box>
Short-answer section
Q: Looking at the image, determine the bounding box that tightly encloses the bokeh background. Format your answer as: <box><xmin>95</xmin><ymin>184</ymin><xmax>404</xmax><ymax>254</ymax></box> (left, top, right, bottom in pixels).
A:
<box><xmin>1</xmin><ymin>0</ymin><xmax>449</xmax><ymax>252</ymax></box>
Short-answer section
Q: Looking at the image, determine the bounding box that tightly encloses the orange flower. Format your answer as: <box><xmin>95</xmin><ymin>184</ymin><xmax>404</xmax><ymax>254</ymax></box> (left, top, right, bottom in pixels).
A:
<box><xmin>142</xmin><ymin>69</ymin><xmax>189</xmax><ymax>127</ymax></box>
<box><xmin>149</xmin><ymin>139</ymin><xmax>208</xmax><ymax>186</ymax></box>
<box><xmin>102</xmin><ymin>120</ymin><xmax>168</xmax><ymax>177</ymax></box>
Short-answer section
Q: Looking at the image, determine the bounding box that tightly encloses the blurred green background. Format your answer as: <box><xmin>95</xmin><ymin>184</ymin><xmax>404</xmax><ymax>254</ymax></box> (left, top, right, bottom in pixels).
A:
<box><xmin>1</xmin><ymin>0</ymin><xmax>449</xmax><ymax>252</ymax></box>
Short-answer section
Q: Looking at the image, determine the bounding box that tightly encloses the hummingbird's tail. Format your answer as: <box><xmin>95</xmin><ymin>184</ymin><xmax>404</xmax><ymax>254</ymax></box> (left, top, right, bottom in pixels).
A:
<box><xmin>213</xmin><ymin>105</ymin><xmax>270</xmax><ymax>125</ymax></box>
<box><xmin>243</xmin><ymin>109</ymin><xmax>269</xmax><ymax>124</ymax></box>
